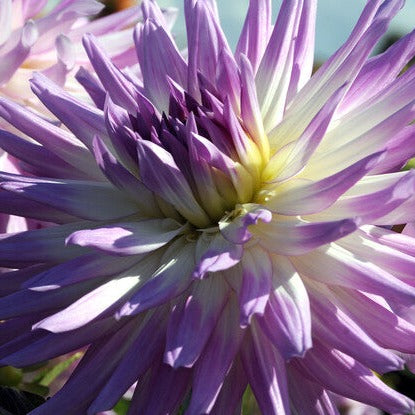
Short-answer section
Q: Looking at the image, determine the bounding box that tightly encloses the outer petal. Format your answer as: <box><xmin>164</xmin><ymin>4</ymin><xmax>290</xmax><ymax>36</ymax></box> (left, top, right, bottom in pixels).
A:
<box><xmin>30</xmin><ymin>72</ymin><xmax>109</xmax><ymax>150</ymax></box>
<box><xmin>293</xmin><ymin>244</ymin><xmax>415</xmax><ymax>306</ymax></box>
<box><xmin>127</xmin><ymin>361</ymin><xmax>190</xmax><ymax>415</ymax></box>
<box><xmin>340</xmin><ymin>28</ymin><xmax>415</xmax><ymax>113</ymax></box>
<box><xmin>0</xmin><ymin>222</ymin><xmax>87</xmax><ymax>267</ymax></box>
<box><xmin>164</xmin><ymin>276</ymin><xmax>229</xmax><ymax>368</ymax></box>
<box><xmin>238</xmin><ymin>245</ymin><xmax>272</xmax><ymax>327</ymax></box>
<box><xmin>257</xmin><ymin>255</ymin><xmax>312</xmax><ymax>359</ymax></box>
<box><xmin>22</xmin><ymin>253</ymin><xmax>141</xmax><ymax>290</ymax></box>
<box><xmin>310</xmin><ymin>170</ymin><xmax>415</xmax><ymax>224</ymax></box>
<box><xmin>210</xmin><ymin>356</ymin><xmax>247</xmax><ymax>415</ymax></box>
<box><xmin>0</xmin><ymin>276</ymin><xmax>109</xmax><ymax>321</ymax></box>
<box><xmin>186</xmin><ymin>295</ymin><xmax>245</xmax><ymax>415</ymax></box>
<box><xmin>0</xmin><ymin>173</ymin><xmax>139</xmax><ymax>221</ymax></box>
<box><xmin>66</xmin><ymin>218</ymin><xmax>184</xmax><ymax>256</ymax></box>
<box><xmin>293</xmin><ymin>340</ymin><xmax>415</xmax><ymax>414</ymax></box>
<box><xmin>255</xmin><ymin>0</ymin><xmax>302</xmax><ymax>130</ymax></box>
<box><xmin>241</xmin><ymin>323</ymin><xmax>290</xmax><ymax>415</ymax></box>
<box><xmin>88</xmin><ymin>307</ymin><xmax>167</xmax><ymax>413</ymax></box>
<box><xmin>0</xmin><ymin>20</ymin><xmax>38</xmax><ymax>84</ymax></box>
<box><xmin>307</xmin><ymin>281</ymin><xmax>404</xmax><ymax>373</ymax></box>
<box><xmin>269</xmin><ymin>0</ymin><xmax>402</xmax><ymax>150</ymax></box>
<box><xmin>332</xmin><ymin>286</ymin><xmax>415</xmax><ymax>353</ymax></box>
<box><xmin>118</xmin><ymin>238</ymin><xmax>196</xmax><ymax>316</ymax></box>
<box><xmin>0</xmin><ymin>98</ymin><xmax>100</xmax><ymax>179</ymax></box>
<box><xmin>28</xmin><ymin>318</ymin><xmax>144</xmax><ymax>415</ymax></box>
<box><xmin>0</xmin><ymin>318</ymin><xmax>114</xmax><ymax>368</ymax></box>
<box><xmin>33</xmin><ymin>274</ymin><xmax>141</xmax><ymax>333</ymax></box>
<box><xmin>0</xmin><ymin>130</ymin><xmax>86</xmax><ymax>180</ymax></box>
<box><xmin>255</xmin><ymin>217</ymin><xmax>358</xmax><ymax>256</ymax></box>
<box><xmin>185</xmin><ymin>0</ymin><xmax>231</xmax><ymax>96</ymax></box>
<box><xmin>286</xmin><ymin>0</ymin><xmax>317</xmax><ymax>100</ymax></box>
<box><xmin>287</xmin><ymin>364</ymin><xmax>340</xmax><ymax>415</ymax></box>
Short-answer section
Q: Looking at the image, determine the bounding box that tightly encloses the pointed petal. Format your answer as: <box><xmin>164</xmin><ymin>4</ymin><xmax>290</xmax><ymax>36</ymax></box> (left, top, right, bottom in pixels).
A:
<box><xmin>0</xmin><ymin>20</ymin><xmax>38</xmax><ymax>84</ymax></box>
<box><xmin>236</xmin><ymin>0</ymin><xmax>272</xmax><ymax>73</ymax></box>
<box><xmin>0</xmin><ymin>98</ymin><xmax>100</xmax><ymax>179</ymax></box>
<box><xmin>23</xmin><ymin>253</ymin><xmax>140</xmax><ymax>290</ymax></box>
<box><xmin>312</xmin><ymin>170</ymin><xmax>415</xmax><ymax>224</ymax></box>
<box><xmin>92</xmin><ymin>135</ymin><xmax>160</xmax><ymax>216</ymax></box>
<box><xmin>210</xmin><ymin>356</ymin><xmax>247</xmax><ymax>415</ymax></box>
<box><xmin>269</xmin><ymin>1</ymin><xmax>402</xmax><ymax>150</ymax></box>
<box><xmin>28</xmin><ymin>318</ymin><xmax>143</xmax><ymax>415</ymax></box>
<box><xmin>185</xmin><ymin>0</ymin><xmax>232</xmax><ymax>97</ymax></box>
<box><xmin>135</xmin><ymin>18</ymin><xmax>186</xmax><ymax>112</ymax></box>
<box><xmin>82</xmin><ymin>33</ymin><xmax>142</xmax><ymax>113</ymax></box>
<box><xmin>332</xmin><ymin>286</ymin><xmax>415</xmax><ymax>353</ymax></box>
<box><xmin>240</xmin><ymin>54</ymin><xmax>269</xmax><ymax>159</ymax></box>
<box><xmin>30</xmin><ymin>73</ymin><xmax>108</xmax><ymax>150</ymax></box>
<box><xmin>255</xmin><ymin>0</ymin><xmax>302</xmax><ymax>130</ymax></box>
<box><xmin>286</xmin><ymin>0</ymin><xmax>317</xmax><ymax>100</ymax></box>
<box><xmin>287</xmin><ymin>364</ymin><xmax>340</xmax><ymax>415</ymax></box>
<box><xmin>308</xmin><ymin>283</ymin><xmax>404</xmax><ymax>373</ymax></box>
<box><xmin>127</xmin><ymin>362</ymin><xmax>190</xmax><ymax>415</ymax></box>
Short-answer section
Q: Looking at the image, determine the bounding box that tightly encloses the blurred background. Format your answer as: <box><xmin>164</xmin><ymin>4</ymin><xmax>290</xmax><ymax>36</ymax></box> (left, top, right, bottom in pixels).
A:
<box><xmin>47</xmin><ymin>0</ymin><xmax>415</xmax><ymax>59</ymax></box>
<box><xmin>100</xmin><ymin>0</ymin><xmax>415</xmax><ymax>60</ymax></box>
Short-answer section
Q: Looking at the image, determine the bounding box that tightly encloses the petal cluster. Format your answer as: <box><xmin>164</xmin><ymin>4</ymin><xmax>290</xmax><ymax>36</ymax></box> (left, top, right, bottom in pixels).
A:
<box><xmin>0</xmin><ymin>0</ymin><xmax>415</xmax><ymax>414</ymax></box>
<box><xmin>0</xmin><ymin>0</ymin><xmax>176</xmax><ymax>234</ymax></box>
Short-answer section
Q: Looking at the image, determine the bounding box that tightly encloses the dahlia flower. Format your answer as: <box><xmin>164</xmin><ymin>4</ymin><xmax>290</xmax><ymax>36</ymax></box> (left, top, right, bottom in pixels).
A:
<box><xmin>0</xmin><ymin>0</ymin><xmax>415</xmax><ymax>414</ymax></box>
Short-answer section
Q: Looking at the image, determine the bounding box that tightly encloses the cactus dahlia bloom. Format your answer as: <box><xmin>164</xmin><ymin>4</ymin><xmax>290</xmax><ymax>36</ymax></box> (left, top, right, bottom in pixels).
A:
<box><xmin>1</xmin><ymin>0</ymin><xmax>415</xmax><ymax>413</ymax></box>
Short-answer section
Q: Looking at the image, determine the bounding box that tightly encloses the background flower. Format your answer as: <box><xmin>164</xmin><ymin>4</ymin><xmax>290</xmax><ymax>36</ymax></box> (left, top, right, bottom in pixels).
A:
<box><xmin>0</xmin><ymin>0</ymin><xmax>415</xmax><ymax>414</ymax></box>
<box><xmin>0</xmin><ymin>0</ymin><xmax>177</xmax><ymax>235</ymax></box>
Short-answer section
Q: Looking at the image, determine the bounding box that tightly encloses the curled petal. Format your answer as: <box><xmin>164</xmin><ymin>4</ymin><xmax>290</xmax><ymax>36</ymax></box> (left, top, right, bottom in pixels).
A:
<box><xmin>194</xmin><ymin>232</ymin><xmax>243</xmax><ymax>279</ymax></box>
<box><xmin>66</xmin><ymin>218</ymin><xmax>184</xmax><ymax>256</ymax></box>
<box><xmin>219</xmin><ymin>203</ymin><xmax>272</xmax><ymax>244</ymax></box>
